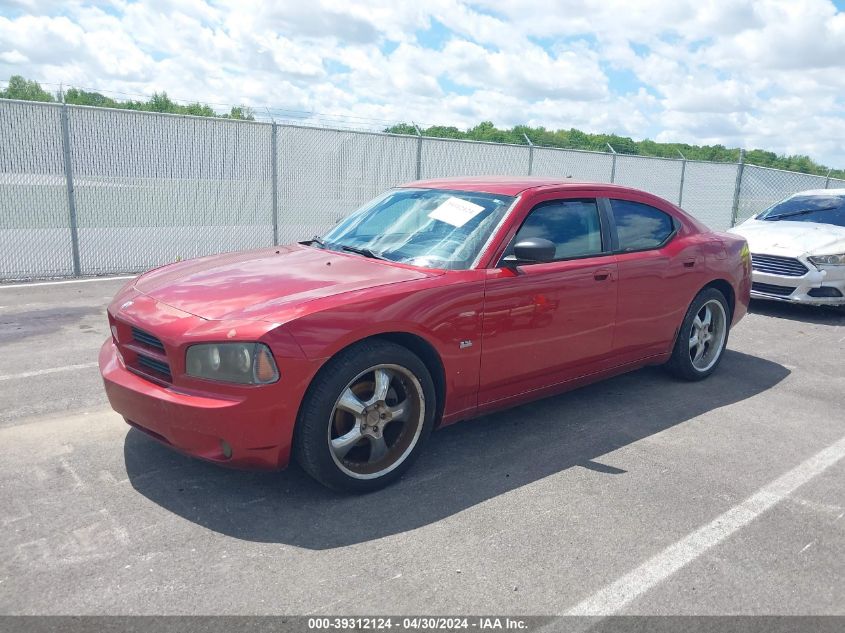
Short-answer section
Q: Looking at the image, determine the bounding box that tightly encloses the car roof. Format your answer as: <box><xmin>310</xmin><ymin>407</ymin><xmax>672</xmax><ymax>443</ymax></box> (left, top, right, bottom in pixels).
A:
<box><xmin>789</xmin><ymin>188</ymin><xmax>845</xmax><ymax>196</ymax></box>
<box><xmin>399</xmin><ymin>176</ymin><xmax>651</xmax><ymax>197</ymax></box>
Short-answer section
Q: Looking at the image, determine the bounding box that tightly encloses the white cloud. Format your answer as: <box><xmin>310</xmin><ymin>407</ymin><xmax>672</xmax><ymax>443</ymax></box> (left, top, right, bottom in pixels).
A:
<box><xmin>0</xmin><ymin>0</ymin><xmax>844</xmax><ymax>165</ymax></box>
<box><xmin>0</xmin><ymin>50</ymin><xmax>28</xmax><ymax>64</ymax></box>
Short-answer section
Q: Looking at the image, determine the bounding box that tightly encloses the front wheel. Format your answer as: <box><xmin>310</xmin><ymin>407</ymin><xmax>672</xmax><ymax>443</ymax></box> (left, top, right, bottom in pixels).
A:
<box><xmin>294</xmin><ymin>340</ymin><xmax>436</xmax><ymax>492</ymax></box>
<box><xmin>665</xmin><ymin>288</ymin><xmax>730</xmax><ymax>381</ymax></box>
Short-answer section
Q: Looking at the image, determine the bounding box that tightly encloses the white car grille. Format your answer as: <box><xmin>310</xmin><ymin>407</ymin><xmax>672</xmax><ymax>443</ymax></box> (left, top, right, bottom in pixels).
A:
<box><xmin>750</xmin><ymin>253</ymin><xmax>808</xmax><ymax>277</ymax></box>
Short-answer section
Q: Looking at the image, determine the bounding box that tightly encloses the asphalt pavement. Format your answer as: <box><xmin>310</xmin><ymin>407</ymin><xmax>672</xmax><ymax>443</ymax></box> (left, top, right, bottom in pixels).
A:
<box><xmin>0</xmin><ymin>277</ymin><xmax>843</xmax><ymax>616</ymax></box>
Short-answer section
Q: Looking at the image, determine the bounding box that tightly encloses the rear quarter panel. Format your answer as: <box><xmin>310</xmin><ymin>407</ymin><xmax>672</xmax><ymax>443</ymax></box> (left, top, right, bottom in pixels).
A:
<box><xmin>611</xmin><ymin>232</ymin><xmax>711</xmax><ymax>361</ymax></box>
<box><xmin>710</xmin><ymin>231</ymin><xmax>751</xmax><ymax>326</ymax></box>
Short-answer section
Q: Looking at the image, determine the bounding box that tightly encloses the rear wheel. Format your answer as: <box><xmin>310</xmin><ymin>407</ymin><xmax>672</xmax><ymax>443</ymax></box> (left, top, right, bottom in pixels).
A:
<box><xmin>665</xmin><ymin>288</ymin><xmax>730</xmax><ymax>381</ymax></box>
<box><xmin>294</xmin><ymin>340</ymin><xmax>436</xmax><ymax>492</ymax></box>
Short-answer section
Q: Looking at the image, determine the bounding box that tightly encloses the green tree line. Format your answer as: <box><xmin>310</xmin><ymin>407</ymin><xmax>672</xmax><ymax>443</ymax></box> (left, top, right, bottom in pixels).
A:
<box><xmin>0</xmin><ymin>75</ymin><xmax>254</xmax><ymax>120</ymax></box>
<box><xmin>386</xmin><ymin>121</ymin><xmax>845</xmax><ymax>178</ymax></box>
<box><xmin>3</xmin><ymin>75</ymin><xmax>841</xmax><ymax>177</ymax></box>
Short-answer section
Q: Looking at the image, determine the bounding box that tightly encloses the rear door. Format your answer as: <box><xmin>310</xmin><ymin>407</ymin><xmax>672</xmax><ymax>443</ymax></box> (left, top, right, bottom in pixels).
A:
<box><xmin>606</xmin><ymin>197</ymin><xmax>707</xmax><ymax>363</ymax></box>
<box><xmin>479</xmin><ymin>197</ymin><xmax>618</xmax><ymax>406</ymax></box>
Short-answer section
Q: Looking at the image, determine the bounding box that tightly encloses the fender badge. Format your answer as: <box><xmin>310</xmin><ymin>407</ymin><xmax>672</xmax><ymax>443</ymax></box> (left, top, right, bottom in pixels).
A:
<box><xmin>459</xmin><ymin>340</ymin><xmax>473</xmax><ymax>349</ymax></box>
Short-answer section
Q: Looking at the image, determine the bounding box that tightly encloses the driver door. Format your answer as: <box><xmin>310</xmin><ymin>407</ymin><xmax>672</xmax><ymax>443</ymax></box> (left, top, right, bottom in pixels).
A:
<box><xmin>478</xmin><ymin>197</ymin><xmax>618</xmax><ymax>407</ymax></box>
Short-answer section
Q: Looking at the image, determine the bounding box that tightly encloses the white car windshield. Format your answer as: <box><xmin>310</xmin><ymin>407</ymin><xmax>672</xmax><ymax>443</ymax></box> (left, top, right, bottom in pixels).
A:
<box><xmin>758</xmin><ymin>194</ymin><xmax>845</xmax><ymax>227</ymax></box>
<box><xmin>316</xmin><ymin>188</ymin><xmax>515</xmax><ymax>270</ymax></box>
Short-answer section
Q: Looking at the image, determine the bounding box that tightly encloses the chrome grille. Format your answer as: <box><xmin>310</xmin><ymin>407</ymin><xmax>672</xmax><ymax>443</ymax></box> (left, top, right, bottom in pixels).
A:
<box><xmin>750</xmin><ymin>254</ymin><xmax>808</xmax><ymax>277</ymax></box>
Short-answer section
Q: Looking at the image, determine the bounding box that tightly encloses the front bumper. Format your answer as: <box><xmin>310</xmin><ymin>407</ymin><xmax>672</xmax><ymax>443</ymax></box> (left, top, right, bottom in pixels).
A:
<box><xmin>750</xmin><ymin>264</ymin><xmax>845</xmax><ymax>306</ymax></box>
<box><xmin>100</xmin><ymin>340</ymin><xmax>301</xmax><ymax>469</ymax></box>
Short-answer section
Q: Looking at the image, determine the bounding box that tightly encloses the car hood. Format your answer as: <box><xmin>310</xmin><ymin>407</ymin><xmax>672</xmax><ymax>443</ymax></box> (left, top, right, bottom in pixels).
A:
<box><xmin>728</xmin><ymin>218</ymin><xmax>845</xmax><ymax>256</ymax></box>
<box><xmin>134</xmin><ymin>244</ymin><xmax>441</xmax><ymax>322</ymax></box>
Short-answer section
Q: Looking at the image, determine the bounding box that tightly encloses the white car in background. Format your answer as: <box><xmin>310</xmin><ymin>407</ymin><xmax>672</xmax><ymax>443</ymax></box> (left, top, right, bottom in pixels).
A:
<box><xmin>728</xmin><ymin>189</ymin><xmax>845</xmax><ymax>307</ymax></box>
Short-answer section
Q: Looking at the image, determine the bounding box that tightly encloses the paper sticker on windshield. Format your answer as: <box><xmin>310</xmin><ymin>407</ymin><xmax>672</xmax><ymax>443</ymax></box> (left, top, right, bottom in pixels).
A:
<box><xmin>428</xmin><ymin>197</ymin><xmax>485</xmax><ymax>228</ymax></box>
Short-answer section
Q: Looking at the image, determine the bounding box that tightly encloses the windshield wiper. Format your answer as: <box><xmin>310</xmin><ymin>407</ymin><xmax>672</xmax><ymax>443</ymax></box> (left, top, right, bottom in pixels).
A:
<box><xmin>766</xmin><ymin>205</ymin><xmax>837</xmax><ymax>220</ymax></box>
<box><xmin>300</xmin><ymin>235</ymin><xmax>326</xmax><ymax>248</ymax></box>
<box><xmin>340</xmin><ymin>244</ymin><xmax>386</xmax><ymax>260</ymax></box>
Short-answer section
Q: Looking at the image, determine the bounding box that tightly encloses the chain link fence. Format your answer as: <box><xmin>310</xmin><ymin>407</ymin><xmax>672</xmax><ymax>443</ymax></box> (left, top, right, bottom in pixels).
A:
<box><xmin>1</xmin><ymin>98</ymin><xmax>841</xmax><ymax>280</ymax></box>
<box><xmin>735</xmin><ymin>164</ymin><xmax>831</xmax><ymax>225</ymax></box>
<box><xmin>680</xmin><ymin>161</ymin><xmax>741</xmax><ymax>230</ymax></box>
<box><xmin>276</xmin><ymin>125</ymin><xmax>418</xmax><ymax>245</ymax></box>
<box><xmin>531</xmin><ymin>147</ymin><xmax>614</xmax><ymax>182</ymax></box>
<box><xmin>0</xmin><ymin>101</ymin><xmax>74</xmax><ymax>278</ymax></box>
<box><xmin>69</xmin><ymin>106</ymin><xmax>274</xmax><ymax>275</ymax></box>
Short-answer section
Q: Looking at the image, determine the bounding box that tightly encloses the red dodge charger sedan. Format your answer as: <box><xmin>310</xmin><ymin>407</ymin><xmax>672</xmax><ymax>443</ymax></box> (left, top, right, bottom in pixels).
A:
<box><xmin>100</xmin><ymin>177</ymin><xmax>751</xmax><ymax>491</ymax></box>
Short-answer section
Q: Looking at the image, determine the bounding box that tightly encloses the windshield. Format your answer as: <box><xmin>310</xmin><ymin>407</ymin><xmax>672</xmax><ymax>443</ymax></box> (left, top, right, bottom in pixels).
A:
<box><xmin>758</xmin><ymin>194</ymin><xmax>845</xmax><ymax>227</ymax></box>
<box><xmin>317</xmin><ymin>188</ymin><xmax>515</xmax><ymax>270</ymax></box>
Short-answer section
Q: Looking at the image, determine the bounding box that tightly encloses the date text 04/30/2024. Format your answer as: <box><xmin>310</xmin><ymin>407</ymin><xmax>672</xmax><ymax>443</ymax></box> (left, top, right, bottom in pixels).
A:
<box><xmin>306</xmin><ymin>617</ymin><xmax>529</xmax><ymax>630</ymax></box>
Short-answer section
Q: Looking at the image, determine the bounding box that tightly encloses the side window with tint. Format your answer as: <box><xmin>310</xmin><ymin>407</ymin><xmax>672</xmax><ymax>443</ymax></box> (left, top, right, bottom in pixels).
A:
<box><xmin>610</xmin><ymin>200</ymin><xmax>676</xmax><ymax>251</ymax></box>
<box><xmin>512</xmin><ymin>199</ymin><xmax>603</xmax><ymax>261</ymax></box>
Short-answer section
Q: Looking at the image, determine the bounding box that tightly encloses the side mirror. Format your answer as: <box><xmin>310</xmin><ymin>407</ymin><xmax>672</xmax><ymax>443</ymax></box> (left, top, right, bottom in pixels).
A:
<box><xmin>503</xmin><ymin>238</ymin><xmax>557</xmax><ymax>266</ymax></box>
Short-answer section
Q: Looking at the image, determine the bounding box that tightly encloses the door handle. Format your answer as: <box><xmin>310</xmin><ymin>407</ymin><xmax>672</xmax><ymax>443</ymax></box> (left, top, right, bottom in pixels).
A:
<box><xmin>683</xmin><ymin>258</ymin><xmax>696</xmax><ymax>268</ymax></box>
<box><xmin>594</xmin><ymin>269</ymin><xmax>611</xmax><ymax>281</ymax></box>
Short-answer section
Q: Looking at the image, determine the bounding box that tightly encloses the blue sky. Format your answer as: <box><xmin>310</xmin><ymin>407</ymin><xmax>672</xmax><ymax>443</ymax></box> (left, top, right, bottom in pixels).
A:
<box><xmin>2</xmin><ymin>0</ymin><xmax>845</xmax><ymax>166</ymax></box>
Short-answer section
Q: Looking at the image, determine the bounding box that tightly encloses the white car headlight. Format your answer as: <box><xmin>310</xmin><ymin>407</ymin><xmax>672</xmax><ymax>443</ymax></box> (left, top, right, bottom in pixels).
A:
<box><xmin>186</xmin><ymin>343</ymin><xmax>279</xmax><ymax>384</ymax></box>
<box><xmin>808</xmin><ymin>253</ymin><xmax>845</xmax><ymax>266</ymax></box>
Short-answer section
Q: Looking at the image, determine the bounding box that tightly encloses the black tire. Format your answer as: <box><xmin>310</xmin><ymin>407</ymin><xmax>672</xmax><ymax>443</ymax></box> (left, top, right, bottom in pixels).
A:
<box><xmin>665</xmin><ymin>288</ymin><xmax>731</xmax><ymax>381</ymax></box>
<box><xmin>294</xmin><ymin>340</ymin><xmax>436</xmax><ymax>493</ymax></box>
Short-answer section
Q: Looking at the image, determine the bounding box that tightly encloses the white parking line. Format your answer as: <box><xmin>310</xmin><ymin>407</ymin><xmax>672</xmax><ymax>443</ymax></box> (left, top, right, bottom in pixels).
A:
<box><xmin>0</xmin><ymin>362</ymin><xmax>99</xmax><ymax>382</ymax></box>
<box><xmin>565</xmin><ymin>434</ymin><xmax>845</xmax><ymax>616</ymax></box>
<box><xmin>0</xmin><ymin>275</ymin><xmax>134</xmax><ymax>290</ymax></box>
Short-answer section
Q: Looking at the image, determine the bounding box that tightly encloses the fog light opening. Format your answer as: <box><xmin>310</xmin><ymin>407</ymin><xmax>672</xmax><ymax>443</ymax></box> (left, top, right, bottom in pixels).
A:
<box><xmin>808</xmin><ymin>286</ymin><xmax>843</xmax><ymax>298</ymax></box>
<box><xmin>220</xmin><ymin>439</ymin><xmax>233</xmax><ymax>459</ymax></box>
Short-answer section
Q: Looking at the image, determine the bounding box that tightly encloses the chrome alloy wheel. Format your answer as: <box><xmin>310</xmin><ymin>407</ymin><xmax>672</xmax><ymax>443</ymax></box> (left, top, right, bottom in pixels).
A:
<box><xmin>688</xmin><ymin>299</ymin><xmax>728</xmax><ymax>372</ymax></box>
<box><xmin>327</xmin><ymin>364</ymin><xmax>425</xmax><ymax>480</ymax></box>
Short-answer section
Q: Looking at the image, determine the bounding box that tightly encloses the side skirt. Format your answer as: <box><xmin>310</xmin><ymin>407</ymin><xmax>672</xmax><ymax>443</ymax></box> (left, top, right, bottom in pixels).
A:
<box><xmin>466</xmin><ymin>352</ymin><xmax>671</xmax><ymax>422</ymax></box>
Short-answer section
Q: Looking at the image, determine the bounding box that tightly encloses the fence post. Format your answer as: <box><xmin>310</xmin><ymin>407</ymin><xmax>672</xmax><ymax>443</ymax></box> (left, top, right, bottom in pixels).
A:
<box><xmin>825</xmin><ymin>169</ymin><xmax>831</xmax><ymax>189</ymax></box>
<box><xmin>413</xmin><ymin>123</ymin><xmax>423</xmax><ymax>180</ymax></box>
<box><xmin>524</xmin><ymin>133</ymin><xmax>534</xmax><ymax>176</ymax></box>
<box><xmin>677</xmin><ymin>149</ymin><xmax>686</xmax><ymax>207</ymax></box>
<box><xmin>730</xmin><ymin>148</ymin><xmax>746</xmax><ymax>227</ymax></box>
<box><xmin>607</xmin><ymin>143</ymin><xmax>617</xmax><ymax>183</ymax></box>
<box><xmin>270</xmin><ymin>122</ymin><xmax>279</xmax><ymax>245</ymax></box>
<box><xmin>59</xmin><ymin>102</ymin><xmax>81</xmax><ymax>276</ymax></box>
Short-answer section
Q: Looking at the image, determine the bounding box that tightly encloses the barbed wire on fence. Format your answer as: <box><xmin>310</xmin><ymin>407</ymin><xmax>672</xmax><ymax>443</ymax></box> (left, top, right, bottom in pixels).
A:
<box><xmin>0</xmin><ymin>97</ymin><xmax>839</xmax><ymax>280</ymax></box>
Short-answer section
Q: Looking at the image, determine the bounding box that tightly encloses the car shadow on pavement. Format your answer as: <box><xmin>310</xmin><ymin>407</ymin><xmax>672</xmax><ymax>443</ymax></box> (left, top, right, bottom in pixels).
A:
<box><xmin>748</xmin><ymin>299</ymin><xmax>844</xmax><ymax>326</ymax></box>
<box><xmin>124</xmin><ymin>349</ymin><xmax>789</xmax><ymax>549</ymax></box>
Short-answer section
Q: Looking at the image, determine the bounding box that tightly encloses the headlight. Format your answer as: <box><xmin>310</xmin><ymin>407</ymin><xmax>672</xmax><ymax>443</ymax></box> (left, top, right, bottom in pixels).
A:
<box><xmin>808</xmin><ymin>253</ymin><xmax>845</xmax><ymax>266</ymax></box>
<box><xmin>185</xmin><ymin>343</ymin><xmax>279</xmax><ymax>384</ymax></box>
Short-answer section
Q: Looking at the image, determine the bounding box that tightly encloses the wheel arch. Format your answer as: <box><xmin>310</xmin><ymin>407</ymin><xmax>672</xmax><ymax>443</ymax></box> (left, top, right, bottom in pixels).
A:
<box><xmin>669</xmin><ymin>278</ymin><xmax>736</xmax><ymax>357</ymax></box>
<box><xmin>701</xmin><ymin>278</ymin><xmax>735</xmax><ymax>321</ymax></box>
<box><xmin>298</xmin><ymin>330</ymin><xmax>448</xmax><ymax>431</ymax></box>
<box><xmin>375</xmin><ymin>332</ymin><xmax>447</xmax><ymax>427</ymax></box>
